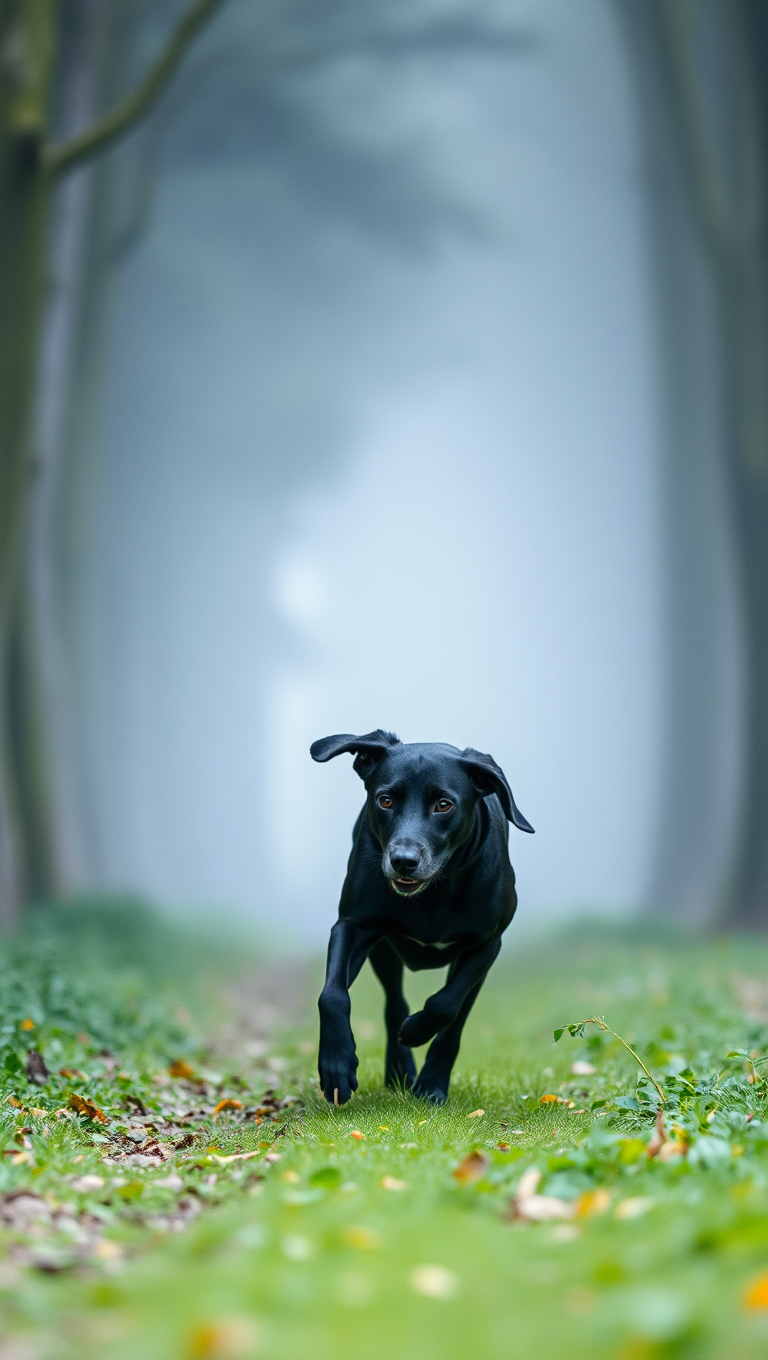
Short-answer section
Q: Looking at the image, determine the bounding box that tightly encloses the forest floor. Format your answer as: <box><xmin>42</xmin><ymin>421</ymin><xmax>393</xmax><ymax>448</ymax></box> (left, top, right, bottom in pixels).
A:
<box><xmin>1</xmin><ymin>906</ymin><xmax>768</xmax><ymax>1358</ymax></box>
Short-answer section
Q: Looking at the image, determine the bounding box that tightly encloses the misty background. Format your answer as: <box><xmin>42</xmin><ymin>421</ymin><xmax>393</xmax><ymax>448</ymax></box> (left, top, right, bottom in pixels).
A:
<box><xmin>12</xmin><ymin>0</ymin><xmax>752</xmax><ymax>940</ymax></box>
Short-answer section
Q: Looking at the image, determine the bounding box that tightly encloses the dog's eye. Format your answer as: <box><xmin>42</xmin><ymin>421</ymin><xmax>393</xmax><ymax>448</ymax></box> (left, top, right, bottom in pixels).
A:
<box><xmin>378</xmin><ymin>795</ymin><xmax>393</xmax><ymax>810</ymax></box>
<box><xmin>433</xmin><ymin>798</ymin><xmax>454</xmax><ymax>813</ymax></box>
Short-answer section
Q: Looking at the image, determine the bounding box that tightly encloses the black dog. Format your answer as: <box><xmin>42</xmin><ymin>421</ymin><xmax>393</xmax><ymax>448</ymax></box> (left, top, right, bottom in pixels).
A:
<box><xmin>311</xmin><ymin>730</ymin><xmax>534</xmax><ymax>1104</ymax></box>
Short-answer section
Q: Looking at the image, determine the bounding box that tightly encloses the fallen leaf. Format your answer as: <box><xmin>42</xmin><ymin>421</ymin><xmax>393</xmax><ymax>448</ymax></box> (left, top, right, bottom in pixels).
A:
<box><xmin>515</xmin><ymin>1194</ymin><xmax>574</xmax><ymax>1222</ymax></box>
<box><xmin>575</xmin><ymin>1188</ymin><xmax>610</xmax><ymax>1218</ymax></box>
<box><xmin>212</xmin><ymin>1099</ymin><xmax>243</xmax><ymax>1116</ymax></box>
<box><xmin>349</xmin><ymin>1130</ymin><xmax>365</xmax><ymax>1141</ymax></box>
<box><xmin>210</xmin><ymin>1150</ymin><xmax>261</xmax><ymax>1165</ymax></box>
<box><xmin>5</xmin><ymin>1096</ymin><xmax>23</xmax><ymax>1109</ymax></box>
<box><xmin>59</xmin><ymin>1067</ymin><xmax>87</xmax><ymax>1081</ymax></box>
<box><xmin>452</xmin><ymin>1150</ymin><xmax>489</xmax><ymax>1185</ymax></box>
<box><xmin>410</xmin><ymin>1264</ymin><xmax>460</xmax><ymax>1299</ymax></box>
<box><xmin>187</xmin><ymin>1317</ymin><xmax>261</xmax><ymax>1358</ymax></box>
<box><xmin>516</xmin><ymin>1168</ymin><xmax>542</xmax><ymax>1199</ymax></box>
<box><xmin>341</xmin><ymin>1226</ymin><xmax>382</xmax><ymax>1249</ymax></box>
<box><xmin>744</xmin><ymin>1272</ymin><xmax>768</xmax><ymax>1310</ymax></box>
<box><xmin>169</xmin><ymin>1060</ymin><xmax>195</xmax><ymax>1079</ymax></box>
<box><xmin>497</xmin><ymin>1142</ymin><xmax>511</xmax><ymax>1151</ymax></box>
<box><xmin>467</xmin><ymin>1109</ymin><xmax>485</xmax><ymax>1119</ymax></box>
<box><xmin>20</xmin><ymin>1019</ymin><xmax>35</xmax><ymax>1032</ymax></box>
<box><xmin>539</xmin><ymin>1094</ymin><xmax>559</xmax><ymax>1105</ymax></box>
<box><xmin>68</xmin><ymin>1093</ymin><xmax>107</xmax><ymax>1123</ymax></box>
<box><xmin>380</xmin><ymin>1175</ymin><xmax>407</xmax><ymax>1192</ymax></box>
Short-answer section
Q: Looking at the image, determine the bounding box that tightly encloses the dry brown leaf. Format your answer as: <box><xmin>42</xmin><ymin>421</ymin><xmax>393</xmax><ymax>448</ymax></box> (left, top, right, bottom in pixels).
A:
<box><xmin>466</xmin><ymin>1109</ymin><xmax>485</xmax><ymax>1119</ymax></box>
<box><xmin>212</xmin><ymin>1099</ymin><xmax>243</xmax><ymax>1116</ymax></box>
<box><xmin>452</xmin><ymin>1150</ymin><xmax>489</xmax><ymax>1185</ymax></box>
<box><xmin>5</xmin><ymin>1096</ymin><xmax>23</xmax><ymax>1109</ymax></box>
<box><xmin>169</xmin><ymin>1060</ymin><xmax>195</xmax><ymax>1079</ymax></box>
<box><xmin>68</xmin><ymin>1093</ymin><xmax>107</xmax><ymax>1123</ymax></box>
<box><xmin>59</xmin><ymin>1067</ymin><xmax>87</xmax><ymax>1081</ymax></box>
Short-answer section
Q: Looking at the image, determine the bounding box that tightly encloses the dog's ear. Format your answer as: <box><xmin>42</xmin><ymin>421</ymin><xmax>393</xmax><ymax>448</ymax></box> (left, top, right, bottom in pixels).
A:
<box><xmin>310</xmin><ymin>730</ymin><xmax>401</xmax><ymax>779</ymax></box>
<box><xmin>459</xmin><ymin>749</ymin><xmax>534</xmax><ymax>832</ymax></box>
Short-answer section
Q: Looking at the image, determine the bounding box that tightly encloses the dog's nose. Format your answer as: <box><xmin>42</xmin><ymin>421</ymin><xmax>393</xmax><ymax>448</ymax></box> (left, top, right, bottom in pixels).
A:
<box><xmin>390</xmin><ymin>849</ymin><xmax>421</xmax><ymax>875</ymax></box>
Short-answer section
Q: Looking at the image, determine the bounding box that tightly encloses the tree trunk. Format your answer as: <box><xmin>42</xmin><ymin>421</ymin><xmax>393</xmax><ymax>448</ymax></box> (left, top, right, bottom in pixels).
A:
<box><xmin>0</xmin><ymin>0</ymin><xmax>57</xmax><ymax>925</ymax></box>
<box><xmin>617</xmin><ymin>0</ymin><xmax>768</xmax><ymax>927</ymax></box>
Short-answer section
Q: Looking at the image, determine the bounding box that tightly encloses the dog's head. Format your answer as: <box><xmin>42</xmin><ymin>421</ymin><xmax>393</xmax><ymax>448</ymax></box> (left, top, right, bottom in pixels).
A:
<box><xmin>310</xmin><ymin>730</ymin><xmax>533</xmax><ymax>897</ymax></box>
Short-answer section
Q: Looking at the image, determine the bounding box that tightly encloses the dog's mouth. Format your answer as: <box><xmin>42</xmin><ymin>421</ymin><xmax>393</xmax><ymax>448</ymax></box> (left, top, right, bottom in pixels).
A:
<box><xmin>390</xmin><ymin>876</ymin><xmax>429</xmax><ymax>897</ymax></box>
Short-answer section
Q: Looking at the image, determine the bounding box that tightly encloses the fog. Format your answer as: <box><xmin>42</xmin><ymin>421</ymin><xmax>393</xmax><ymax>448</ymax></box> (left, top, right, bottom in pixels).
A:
<box><xmin>58</xmin><ymin>0</ymin><xmax>663</xmax><ymax>939</ymax></box>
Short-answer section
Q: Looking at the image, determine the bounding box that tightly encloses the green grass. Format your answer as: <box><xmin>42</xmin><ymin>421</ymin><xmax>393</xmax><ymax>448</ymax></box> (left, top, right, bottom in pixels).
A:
<box><xmin>3</xmin><ymin>911</ymin><xmax>768</xmax><ymax>1358</ymax></box>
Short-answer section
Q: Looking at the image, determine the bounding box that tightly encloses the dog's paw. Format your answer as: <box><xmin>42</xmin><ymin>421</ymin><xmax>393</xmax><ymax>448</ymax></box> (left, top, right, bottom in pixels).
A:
<box><xmin>318</xmin><ymin>1049</ymin><xmax>359</xmax><ymax>1106</ymax></box>
<box><xmin>413</xmin><ymin>1076</ymin><xmax>448</xmax><ymax>1104</ymax></box>
<box><xmin>399</xmin><ymin>1009</ymin><xmax>444</xmax><ymax>1048</ymax></box>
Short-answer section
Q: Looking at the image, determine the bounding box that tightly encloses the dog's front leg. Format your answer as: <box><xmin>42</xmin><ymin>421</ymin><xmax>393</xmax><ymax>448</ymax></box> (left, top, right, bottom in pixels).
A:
<box><xmin>399</xmin><ymin>938</ymin><xmax>502</xmax><ymax>1050</ymax></box>
<box><xmin>318</xmin><ymin>920</ymin><xmax>376</xmax><ymax>1105</ymax></box>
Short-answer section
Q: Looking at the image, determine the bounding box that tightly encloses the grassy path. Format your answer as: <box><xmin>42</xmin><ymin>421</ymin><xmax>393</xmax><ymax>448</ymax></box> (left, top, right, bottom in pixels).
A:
<box><xmin>2</xmin><ymin>911</ymin><xmax>768</xmax><ymax>1357</ymax></box>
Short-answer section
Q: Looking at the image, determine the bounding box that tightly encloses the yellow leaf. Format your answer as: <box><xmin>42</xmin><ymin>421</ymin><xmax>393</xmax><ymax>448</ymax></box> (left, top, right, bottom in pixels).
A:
<box><xmin>452</xmin><ymin>1150</ymin><xmax>489</xmax><ymax>1185</ymax></box>
<box><xmin>68</xmin><ymin>1093</ymin><xmax>107</xmax><ymax>1123</ymax></box>
<box><xmin>187</xmin><ymin>1318</ymin><xmax>261</xmax><ymax>1358</ymax></box>
<box><xmin>466</xmin><ymin>1109</ymin><xmax>485</xmax><ymax>1119</ymax></box>
<box><xmin>575</xmin><ymin>1188</ymin><xmax>610</xmax><ymax>1218</ymax></box>
<box><xmin>20</xmin><ymin>1019</ymin><xmax>34</xmax><ymax>1031</ymax></box>
<box><xmin>212</xmin><ymin>1099</ymin><xmax>243</xmax><ymax>1116</ymax></box>
<box><xmin>5</xmin><ymin>1096</ymin><xmax>23</xmax><ymax>1109</ymax></box>
<box><xmin>539</xmin><ymin>1094</ymin><xmax>558</xmax><ymax>1105</ymax></box>
<box><xmin>169</xmin><ymin>1060</ymin><xmax>195</xmax><ymax>1079</ymax></box>
<box><xmin>744</xmin><ymin>1272</ymin><xmax>768</xmax><ymax>1310</ymax></box>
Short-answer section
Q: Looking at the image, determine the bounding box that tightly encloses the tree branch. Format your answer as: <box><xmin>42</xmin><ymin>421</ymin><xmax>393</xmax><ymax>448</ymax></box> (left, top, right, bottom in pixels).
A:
<box><xmin>42</xmin><ymin>0</ymin><xmax>227</xmax><ymax>178</ymax></box>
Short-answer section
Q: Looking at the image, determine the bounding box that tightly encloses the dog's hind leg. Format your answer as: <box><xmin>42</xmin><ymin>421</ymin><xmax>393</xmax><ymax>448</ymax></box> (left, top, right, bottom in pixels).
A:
<box><xmin>369</xmin><ymin>939</ymin><xmax>417</xmax><ymax>1090</ymax></box>
<box><xmin>413</xmin><ymin>979</ymin><xmax>483</xmax><ymax>1104</ymax></box>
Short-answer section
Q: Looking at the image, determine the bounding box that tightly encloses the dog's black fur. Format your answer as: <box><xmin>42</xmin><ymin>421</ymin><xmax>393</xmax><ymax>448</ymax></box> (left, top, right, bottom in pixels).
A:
<box><xmin>311</xmin><ymin>730</ymin><xmax>534</xmax><ymax>1104</ymax></box>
